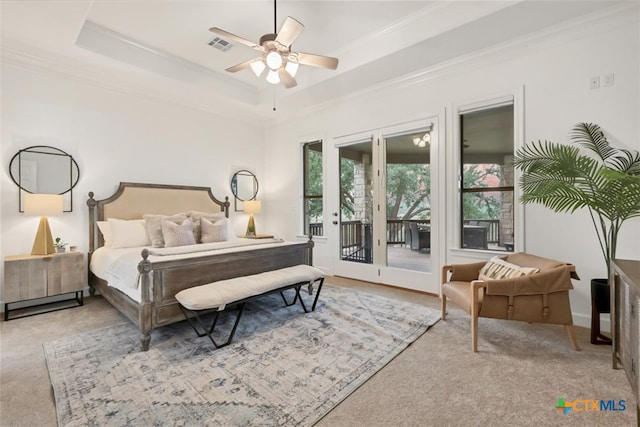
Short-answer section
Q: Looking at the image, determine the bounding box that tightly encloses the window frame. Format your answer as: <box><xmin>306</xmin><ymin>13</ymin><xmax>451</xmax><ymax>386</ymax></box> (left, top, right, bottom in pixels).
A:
<box><xmin>451</xmin><ymin>89</ymin><xmax>524</xmax><ymax>254</ymax></box>
<box><xmin>302</xmin><ymin>139</ymin><xmax>324</xmax><ymax>237</ymax></box>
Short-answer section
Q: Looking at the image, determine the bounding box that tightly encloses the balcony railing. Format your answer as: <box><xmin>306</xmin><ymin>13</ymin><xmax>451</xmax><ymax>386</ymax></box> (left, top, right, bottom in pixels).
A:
<box><xmin>309</xmin><ymin>218</ymin><xmax>502</xmax><ymax>257</ymax></box>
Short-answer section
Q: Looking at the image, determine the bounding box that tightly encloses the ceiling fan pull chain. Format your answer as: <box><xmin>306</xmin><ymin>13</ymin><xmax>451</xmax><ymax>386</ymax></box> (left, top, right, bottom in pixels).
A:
<box><xmin>273</xmin><ymin>89</ymin><xmax>277</xmax><ymax>112</ymax></box>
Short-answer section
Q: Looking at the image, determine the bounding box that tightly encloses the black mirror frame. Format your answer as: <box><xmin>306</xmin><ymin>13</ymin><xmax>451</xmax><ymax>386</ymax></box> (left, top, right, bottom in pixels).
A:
<box><xmin>9</xmin><ymin>145</ymin><xmax>80</xmax><ymax>212</ymax></box>
<box><xmin>230</xmin><ymin>169</ymin><xmax>259</xmax><ymax>211</ymax></box>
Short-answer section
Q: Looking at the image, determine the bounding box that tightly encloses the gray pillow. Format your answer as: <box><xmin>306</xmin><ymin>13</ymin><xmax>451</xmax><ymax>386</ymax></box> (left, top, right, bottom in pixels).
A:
<box><xmin>143</xmin><ymin>213</ymin><xmax>188</xmax><ymax>248</ymax></box>
<box><xmin>188</xmin><ymin>210</ymin><xmax>226</xmax><ymax>243</ymax></box>
<box><xmin>200</xmin><ymin>216</ymin><xmax>229</xmax><ymax>243</ymax></box>
<box><xmin>161</xmin><ymin>217</ymin><xmax>196</xmax><ymax>248</ymax></box>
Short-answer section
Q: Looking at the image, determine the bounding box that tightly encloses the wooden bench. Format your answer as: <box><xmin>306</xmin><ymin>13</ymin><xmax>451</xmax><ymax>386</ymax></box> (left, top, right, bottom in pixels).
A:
<box><xmin>175</xmin><ymin>264</ymin><xmax>324</xmax><ymax>348</ymax></box>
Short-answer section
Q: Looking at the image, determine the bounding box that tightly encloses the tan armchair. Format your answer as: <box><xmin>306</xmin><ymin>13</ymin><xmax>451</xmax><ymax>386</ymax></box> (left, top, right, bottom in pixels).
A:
<box><xmin>441</xmin><ymin>252</ymin><xmax>580</xmax><ymax>352</ymax></box>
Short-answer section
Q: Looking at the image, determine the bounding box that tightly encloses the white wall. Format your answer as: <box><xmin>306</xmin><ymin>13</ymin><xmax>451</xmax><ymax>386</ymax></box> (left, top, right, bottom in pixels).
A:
<box><xmin>1</xmin><ymin>64</ymin><xmax>265</xmax><ymax>303</ymax></box>
<box><xmin>262</xmin><ymin>8</ymin><xmax>640</xmax><ymax>329</ymax></box>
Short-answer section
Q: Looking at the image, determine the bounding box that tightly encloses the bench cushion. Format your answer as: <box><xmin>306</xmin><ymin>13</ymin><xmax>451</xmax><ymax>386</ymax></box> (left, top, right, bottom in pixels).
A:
<box><xmin>175</xmin><ymin>264</ymin><xmax>324</xmax><ymax>311</ymax></box>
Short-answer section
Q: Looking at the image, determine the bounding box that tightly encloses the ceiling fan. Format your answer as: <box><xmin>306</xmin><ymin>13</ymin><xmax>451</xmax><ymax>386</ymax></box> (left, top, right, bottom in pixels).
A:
<box><xmin>209</xmin><ymin>0</ymin><xmax>339</xmax><ymax>88</ymax></box>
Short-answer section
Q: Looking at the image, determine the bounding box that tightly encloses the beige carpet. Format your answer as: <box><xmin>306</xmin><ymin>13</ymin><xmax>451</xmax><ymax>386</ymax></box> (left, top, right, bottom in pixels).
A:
<box><xmin>1</xmin><ymin>276</ymin><xmax>635</xmax><ymax>426</ymax></box>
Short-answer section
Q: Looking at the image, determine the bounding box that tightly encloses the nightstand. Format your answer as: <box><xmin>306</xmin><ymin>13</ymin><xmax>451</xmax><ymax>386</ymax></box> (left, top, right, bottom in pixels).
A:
<box><xmin>3</xmin><ymin>252</ymin><xmax>84</xmax><ymax>320</ymax></box>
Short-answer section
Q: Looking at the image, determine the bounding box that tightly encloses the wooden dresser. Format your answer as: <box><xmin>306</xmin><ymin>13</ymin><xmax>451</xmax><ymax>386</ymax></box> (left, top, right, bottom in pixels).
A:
<box><xmin>611</xmin><ymin>259</ymin><xmax>640</xmax><ymax>423</ymax></box>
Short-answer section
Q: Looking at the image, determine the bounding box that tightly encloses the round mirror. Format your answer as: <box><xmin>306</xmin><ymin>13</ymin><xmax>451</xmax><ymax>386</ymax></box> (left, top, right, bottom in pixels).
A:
<box><xmin>231</xmin><ymin>170</ymin><xmax>258</xmax><ymax>201</ymax></box>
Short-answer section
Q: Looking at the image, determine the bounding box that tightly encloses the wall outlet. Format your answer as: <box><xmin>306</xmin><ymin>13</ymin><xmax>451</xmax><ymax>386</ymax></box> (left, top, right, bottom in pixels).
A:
<box><xmin>590</xmin><ymin>76</ymin><xmax>600</xmax><ymax>90</ymax></box>
<box><xmin>604</xmin><ymin>73</ymin><xmax>615</xmax><ymax>87</ymax></box>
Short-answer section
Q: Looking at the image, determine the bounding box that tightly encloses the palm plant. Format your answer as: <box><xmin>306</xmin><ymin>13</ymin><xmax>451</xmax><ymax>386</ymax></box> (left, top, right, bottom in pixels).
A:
<box><xmin>514</xmin><ymin>122</ymin><xmax>640</xmax><ymax>279</ymax></box>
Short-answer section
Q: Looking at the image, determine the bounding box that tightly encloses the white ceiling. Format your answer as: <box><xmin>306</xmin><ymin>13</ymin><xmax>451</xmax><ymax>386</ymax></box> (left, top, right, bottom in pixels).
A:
<box><xmin>0</xmin><ymin>1</ymin><xmax>628</xmax><ymax>124</ymax></box>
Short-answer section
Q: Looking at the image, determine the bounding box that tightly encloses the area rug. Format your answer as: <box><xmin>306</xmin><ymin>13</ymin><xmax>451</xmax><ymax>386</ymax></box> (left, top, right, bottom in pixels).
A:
<box><xmin>43</xmin><ymin>285</ymin><xmax>440</xmax><ymax>427</ymax></box>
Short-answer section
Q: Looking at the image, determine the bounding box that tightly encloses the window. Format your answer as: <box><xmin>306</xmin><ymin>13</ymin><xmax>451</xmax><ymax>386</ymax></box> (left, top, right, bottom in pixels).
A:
<box><xmin>459</xmin><ymin>103</ymin><xmax>515</xmax><ymax>251</ymax></box>
<box><xmin>303</xmin><ymin>140</ymin><xmax>323</xmax><ymax>236</ymax></box>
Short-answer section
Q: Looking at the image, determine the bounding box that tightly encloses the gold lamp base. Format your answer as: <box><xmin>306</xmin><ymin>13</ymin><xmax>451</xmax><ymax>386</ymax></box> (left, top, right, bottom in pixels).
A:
<box><xmin>31</xmin><ymin>216</ymin><xmax>55</xmax><ymax>255</ymax></box>
<box><xmin>245</xmin><ymin>213</ymin><xmax>257</xmax><ymax>237</ymax></box>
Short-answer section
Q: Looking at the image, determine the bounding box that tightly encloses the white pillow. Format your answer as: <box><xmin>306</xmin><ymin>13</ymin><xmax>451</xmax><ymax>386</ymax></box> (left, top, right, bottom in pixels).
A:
<box><xmin>107</xmin><ymin>218</ymin><xmax>151</xmax><ymax>249</ymax></box>
<box><xmin>96</xmin><ymin>221</ymin><xmax>112</xmax><ymax>247</ymax></box>
<box><xmin>478</xmin><ymin>256</ymin><xmax>539</xmax><ymax>281</ymax></box>
<box><xmin>161</xmin><ymin>217</ymin><xmax>196</xmax><ymax>248</ymax></box>
<box><xmin>200</xmin><ymin>216</ymin><xmax>229</xmax><ymax>243</ymax></box>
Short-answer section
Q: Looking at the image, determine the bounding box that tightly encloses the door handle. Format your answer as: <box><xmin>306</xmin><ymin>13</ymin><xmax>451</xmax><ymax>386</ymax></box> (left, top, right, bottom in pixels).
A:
<box><xmin>332</xmin><ymin>221</ymin><xmax>338</xmax><ymax>225</ymax></box>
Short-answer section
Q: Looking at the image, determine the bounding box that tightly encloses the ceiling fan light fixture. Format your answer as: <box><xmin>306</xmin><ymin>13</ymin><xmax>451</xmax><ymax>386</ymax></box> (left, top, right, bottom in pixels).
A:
<box><xmin>266</xmin><ymin>69</ymin><xmax>280</xmax><ymax>84</ymax></box>
<box><xmin>413</xmin><ymin>132</ymin><xmax>431</xmax><ymax>148</ymax></box>
<box><xmin>285</xmin><ymin>61</ymin><xmax>299</xmax><ymax>78</ymax></box>
<box><xmin>250</xmin><ymin>59</ymin><xmax>266</xmax><ymax>77</ymax></box>
<box><xmin>266</xmin><ymin>51</ymin><xmax>283</xmax><ymax>70</ymax></box>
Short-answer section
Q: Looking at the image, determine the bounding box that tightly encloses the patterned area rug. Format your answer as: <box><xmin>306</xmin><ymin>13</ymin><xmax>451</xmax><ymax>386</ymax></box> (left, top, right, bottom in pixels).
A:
<box><xmin>43</xmin><ymin>285</ymin><xmax>439</xmax><ymax>426</ymax></box>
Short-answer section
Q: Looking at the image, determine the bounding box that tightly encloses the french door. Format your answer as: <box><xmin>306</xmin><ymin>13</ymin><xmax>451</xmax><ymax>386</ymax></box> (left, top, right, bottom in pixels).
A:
<box><xmin>331</xmin><ymin>119</ymin><xmax>441</xmax><ymax>293</ymax></box>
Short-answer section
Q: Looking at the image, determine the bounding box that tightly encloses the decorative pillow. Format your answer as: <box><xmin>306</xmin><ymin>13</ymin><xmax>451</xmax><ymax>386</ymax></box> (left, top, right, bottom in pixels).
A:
<box><xmin>143</xmin><ymin>213</ymin><xmax>188</xmax><ymax>248</ymax></box>
<box><xmin>200</xmin><ymin>216</ymin><xmax>229</xmax><ymax>243</ymax></box>
<box><xmin>96</xmin><ymin>221</ymin><xmax>112</xmax><ymax>247</ymax></box>
<box><xmin>478</xmin><ymin>256</ymin><xmax>540</xmax><ymax>281</ymax></box>
<box><xmin>187</xmin><ymin>210</ymin><xmax>226</xmax><ymax>242</ymax></box>
<box><xmin>107</xmin><ymin>218</ymin><xmax>150</xmax><ymax>249</ymax></box>
<box><xmin>161</xmin><ymin>217</ymin><xmax>196</xmax><ymax>248</ymax></box>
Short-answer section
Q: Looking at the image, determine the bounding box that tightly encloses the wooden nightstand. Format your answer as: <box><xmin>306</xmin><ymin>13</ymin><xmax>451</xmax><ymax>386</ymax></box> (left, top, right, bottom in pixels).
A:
<box><xmin>3</xmin><ymin>252</ymin><xmax>84</xmax><ymax>320</ymax></box>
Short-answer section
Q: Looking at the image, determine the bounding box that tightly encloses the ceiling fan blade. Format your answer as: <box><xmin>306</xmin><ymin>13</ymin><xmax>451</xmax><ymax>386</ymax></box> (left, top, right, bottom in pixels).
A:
<box><xmin>278</xmin><ymin>68</ymin><xmax>297</xmax><ymax>88</ymax></box>
<box><xmin>295</xmin><ymin>52</ymin><xmax>339</xmax><ymax>70</ymax></box>
<box><xmin>209</xmin><ymin>27</ymin><xmax>265</xmax><ymax>52</ymax></box>
<box><xmin>275</xmin><ymin>16</ymin><xmax>304</xmax><ymax>48</ymax></box>
<box><xmin>225</xmin><ymin>59</ymin><xmax>255</xmax><ymax>73</ymax></box>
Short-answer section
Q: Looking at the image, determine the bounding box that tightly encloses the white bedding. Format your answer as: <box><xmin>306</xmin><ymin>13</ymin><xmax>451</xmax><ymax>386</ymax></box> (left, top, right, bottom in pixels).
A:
<box><xmin>90</xmin><ymin>238</ymin><xmax>297</xmax><ymax>303</ymax></box>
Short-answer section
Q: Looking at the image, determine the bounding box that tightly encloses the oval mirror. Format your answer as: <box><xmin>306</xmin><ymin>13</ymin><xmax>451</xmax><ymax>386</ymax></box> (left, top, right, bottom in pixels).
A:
<box><xmin>9</xmin><ymin>145</ymin><xmax>80</xmax><ymax>212</ymax></box>
<box><xmin>231</xmin><ymin>170</ymin><xmax>258</xmax><ymax>201</ymax></box>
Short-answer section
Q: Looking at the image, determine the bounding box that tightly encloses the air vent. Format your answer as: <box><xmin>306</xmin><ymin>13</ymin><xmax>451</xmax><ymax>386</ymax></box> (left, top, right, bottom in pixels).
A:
<box><xmin>208</xmin><ymin>37</ymin><xmax>233</xmax><ymax>52</ymax></box>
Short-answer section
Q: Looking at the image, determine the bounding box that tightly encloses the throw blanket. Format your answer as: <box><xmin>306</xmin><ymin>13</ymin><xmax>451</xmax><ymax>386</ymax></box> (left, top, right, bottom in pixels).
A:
<box><xmin>105</xmin><ymin>239</ymin><xmax>289</xmax><ymax>290</ymax></box>
<box><xmin>147</xmin><ymin>238</ymin><xmax>284</xmax><ymax>256</ymax></box>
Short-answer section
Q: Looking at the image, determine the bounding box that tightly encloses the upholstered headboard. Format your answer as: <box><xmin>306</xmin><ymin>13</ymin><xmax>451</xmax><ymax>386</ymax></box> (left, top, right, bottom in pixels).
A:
<box><xmin>87</xmin><ymin>182</ymin><xmax>230</xmax><ymax>253</ymax></box>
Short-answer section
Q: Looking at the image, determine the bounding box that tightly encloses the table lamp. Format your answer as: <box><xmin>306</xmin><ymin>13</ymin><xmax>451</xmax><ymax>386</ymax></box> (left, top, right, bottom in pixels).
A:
<box><xmin>24</xmin><ymin>193</ymin><xmax>64</xmax><ymax>255</ymax></box>
<box><xmin>244</xmin><ymin>200</ymin><xmax>261</xmax><ymax>237</ymax></box>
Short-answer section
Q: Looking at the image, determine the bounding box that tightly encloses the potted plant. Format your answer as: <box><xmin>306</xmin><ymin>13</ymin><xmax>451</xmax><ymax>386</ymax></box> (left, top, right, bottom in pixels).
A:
<box><xmin>54</xmin><ymin>237</ymin><xmax>67</xmax><ymax>253</ymax></box>
<box><xmin>514</xmin><ymin>122</ymin><xmax>640</xmax><ymax>344</ymax></box>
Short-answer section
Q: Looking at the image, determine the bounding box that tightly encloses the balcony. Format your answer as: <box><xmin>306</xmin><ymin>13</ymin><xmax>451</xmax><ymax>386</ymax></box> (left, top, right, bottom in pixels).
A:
<box><xmin>309</xmin><ymin>219</ymin><xmax>511</xmax><ymax>272</ymax></box>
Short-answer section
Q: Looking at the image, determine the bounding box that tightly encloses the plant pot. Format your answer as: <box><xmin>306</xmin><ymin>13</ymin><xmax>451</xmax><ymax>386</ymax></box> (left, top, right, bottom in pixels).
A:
<box><xmin>591</xmin><ymin>278</ymin><xmax>610</xmax><ymax>313</ymax></box>
<box><xmin>55</xmin><ymin>247</ymin><xmax>66</xmax><ymax>254</ymax></box>
<box><xmin>590</xmin><ymin>278</ymin><xmax>612</xmax><ymax>345</ymax></box>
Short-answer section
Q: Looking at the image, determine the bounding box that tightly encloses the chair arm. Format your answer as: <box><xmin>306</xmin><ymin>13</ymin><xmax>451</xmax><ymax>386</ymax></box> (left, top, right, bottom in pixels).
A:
<box><xmin>470</xmin><ymin>280</ymin><xmax>487</xmax><ymax>319</ymax></box>
<box><xmin>441</xmin><ymin>265</ymin><xmax>454</xmax><ymax>287</ymax></box>
<box><xmin>446</xmin><ymin>261</ymin><xmax>487</xmax><ymax>282</ymax></box>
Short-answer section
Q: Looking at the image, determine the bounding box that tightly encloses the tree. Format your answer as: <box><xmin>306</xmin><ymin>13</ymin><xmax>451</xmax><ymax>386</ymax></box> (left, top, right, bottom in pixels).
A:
<box><xmin>385</xmin><ymin>163</ymin><xmax>431</xmax><ymax>219</ymax></box>
<box><xmin>306</xmin><ymin>149</ymin><xmax>323</xmax><ymax>221</ymax></box>
<box><xmin>461</xmin><ymin>164</ymin><xmax>502</xmax><ymax>220</ymax></box>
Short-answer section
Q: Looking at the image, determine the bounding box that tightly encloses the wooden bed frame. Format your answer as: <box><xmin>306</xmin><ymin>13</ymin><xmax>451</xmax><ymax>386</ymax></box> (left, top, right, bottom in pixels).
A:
<box><xmin>87</xmin><ymin>182</ymin><xmax>313</xmax><ymax>350</ymax></box>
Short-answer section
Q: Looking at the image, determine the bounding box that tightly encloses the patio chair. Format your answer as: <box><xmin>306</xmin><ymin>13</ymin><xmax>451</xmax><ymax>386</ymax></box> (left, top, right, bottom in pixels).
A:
<box><xmin>440</xmin><ymin>252</ymin><xmax>580</xmax><ymax>352</ymax></box>
<box><xmin>409</xmin><ymin>222</ymin><xmax>429</xmax><ymax>252</ymax></box>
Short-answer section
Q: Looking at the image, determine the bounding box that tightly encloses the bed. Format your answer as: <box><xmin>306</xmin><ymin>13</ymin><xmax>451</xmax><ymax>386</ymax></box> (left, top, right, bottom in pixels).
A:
<box><xmin>87</xmin><ymin>182</ymin><xmax>313</xmax><ymax>350</ymax></box>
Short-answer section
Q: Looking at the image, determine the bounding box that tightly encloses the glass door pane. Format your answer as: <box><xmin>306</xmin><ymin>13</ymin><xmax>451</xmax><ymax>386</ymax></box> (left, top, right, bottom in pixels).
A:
<box><xmin>339</xmin><ymin>140</ymin><xmax>373</xmax><ymax>264</ymax></box>
<box><xmin>384</xmin><ymin>131</ymin><xmax>431</xmax><ymax>273</ymax></box>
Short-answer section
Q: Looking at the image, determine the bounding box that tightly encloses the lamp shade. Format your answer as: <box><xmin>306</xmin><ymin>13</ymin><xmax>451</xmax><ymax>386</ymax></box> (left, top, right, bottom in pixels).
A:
<box><xmin>244</xmin><ymin>200</ymin><xmax>261</xmax><ymax>215</ymax></box>
<box><xmin>24</xmin><ymin>193</ymin><xmax>64</xmax><ymax>216</ymax></box>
